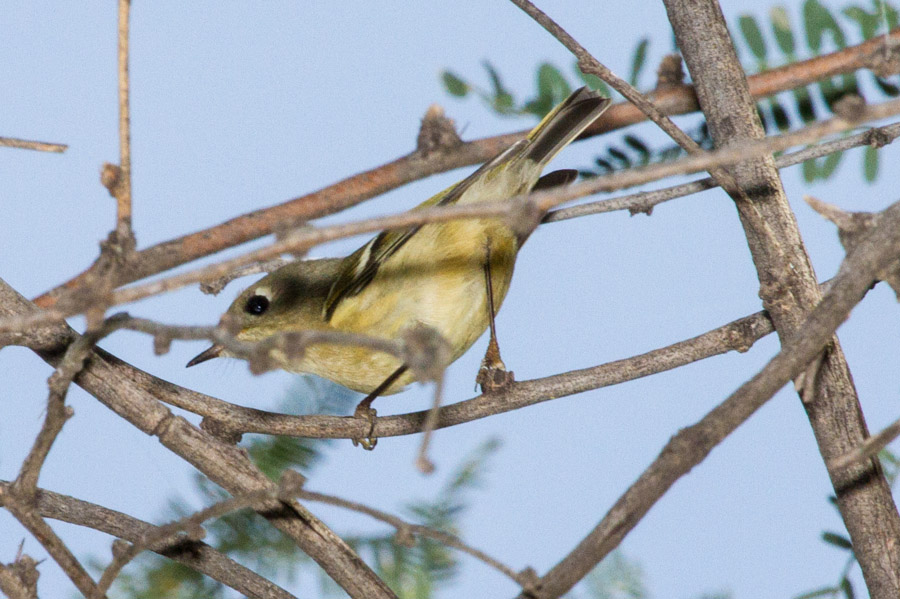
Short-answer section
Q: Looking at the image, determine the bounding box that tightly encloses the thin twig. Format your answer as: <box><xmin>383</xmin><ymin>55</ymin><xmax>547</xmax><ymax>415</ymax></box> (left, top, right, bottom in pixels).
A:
<box><xmin>515</xmin><ymin>0</ymin><xmax>820</xmax><ymax>329</ymax></box>
<box><xmin>199</xmin><ymin>257</ymin><xmax>293</xmax><ymax>295</ymax></box>
<box><xmin>0</xmin><ymin>135</ymin><xmax>67</xmax><ymax>153</ymax></box>
<box><xmin>509</xmin><ymin>0</ymin><xmax>705</xmax><ymax>159</ymax></box>
<box><xmin>12</xmin><ymin>325</ymin><xmax>108</xmax><ymax>499</ymax></box>
<box><xmin>93</xmin><ymin>485</ymin><xmax>281</xmax><ymax>599</ymax></box>
<box><xmin>115</xmin><ymin>0</ymin><xmax>133</xmax><ymax>243</ymax></box>
<box><xmin>295</xmin><ymin>488</ymin><xmax>532</xmax><ymax>588</ymax></box>
<box><xmin>663</xmin><ymin>2</ymin><xmax>900</xmax><ymax>597</ymax></box>
<box><xmin>109</xmin><ymin>313</ymin><xmax>407</xmax><ymax>374</ymax></box>
<box><xmin>546</xmin><ymin>121</ymin><xmax>900</xmax><ymax>222</ymax></box>
<box><xmin>158</xmin><ymin>309</ymin><xmax>775</xmax><ymax>440</ymax></box>
<box><xmin>415</xmin><ymin>376</ymin><xmax>444</xmax><ymax>474</ymax></box>
<box><xmin>1</xmin><ymin>492</ymin><xmax>101</xmax><ymax>598</ymax></box>
<box><xmin>831</xmin><ymin>417</ymin><xmax>900</xmax><ymax>471</ymax></box>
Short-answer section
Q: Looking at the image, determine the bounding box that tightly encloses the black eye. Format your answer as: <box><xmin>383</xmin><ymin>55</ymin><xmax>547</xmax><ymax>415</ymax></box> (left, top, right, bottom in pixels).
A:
<box><xmin>244</xmin><ymin>295</ymin><xmax>269</xmax><ymax>315</ymax></box>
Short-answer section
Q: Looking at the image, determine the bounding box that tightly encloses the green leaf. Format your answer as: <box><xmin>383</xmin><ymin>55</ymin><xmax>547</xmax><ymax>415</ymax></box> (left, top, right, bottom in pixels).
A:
<box><xmin>607</xmin><ymin>146</ymin><xmax>632</xmax><ymax>168</ymax></box>
<box><xmin>874</xmin><ymin>75</ymin><xmax>900</xmax><ymax>96</ymax></box>
<box><xmin>739</xmin><ymin>15</ymin><xmax>768</xmax><ymax>62</ymax></box>
<box><xmin>770</xmin><ymin>98</ymin><xmax>791</xmax><ymax>130</ymax></box>
<box><xmin>441</xmin><ymin>70</ymin><xmax>470</xmax><ymax>97</ymax></box>
<box><xmin>575</xmin><ymin>61</ymin><xmax>611</xmax><ymax>96</ymax></box>
<box><xmin>802</xmin><ymin>156</ymin><xmax>817</xmax><ymax>182</ymax></box>
<box><xmin>594</xmin><ymin>157</ymin><xmax>614</xmax><ymax>173</ymax></box>
<box><xmin>482</xmin><ymin>61</ymin><xmax>516</xmax><ymax>114</ymax></box>
<box><xmin>537</xmin><ymin>63</ymin><xmax>572</xmax><ymax>102</ymax></box>
<box><xmin>771</xmin><ymin>7</ymin><xmax>797</xmax><ymax>58</ymax></box>
<box><xmin>795</xmin><ymin>586</ymin><xmax>841</xmax><ymax>599</ymax></box>
<box><xmin>525</xmin><ymin>63</ymin><xmax>573</xmax><ymax>117</ymax></box>
<box><xmin>629</xmin><ymin>38</ymin><xmax>649</xmax><ymax>88</ymax></box>
<box><xmin>757</xmin><ymin>104</ymin><xmax>772</xmax><ymax>133</ymax></box>
<box><xmin>842</xmin><ymin>5</ymin><xmax>879</xmax><ymax>38</ymax></box>
<box><xmin>584</xmin><ymin>550</ymin><xmax>648</xmax><ymax>599</ymax></box>
<box><xmin>864</xmin><ymin>145</ymin><xmax>879</xmax><ymax>182</ymax></box>
<box><xmin>822</xmin><ymin>530</ymin><xmax>854</xmax><ymax>550</ymax></box>
<box><xmin>624</xmin><ymin>135</ymin><xmax>651</xmax><ymax>164</ymax></box>
<box><xmin>817</xmin><ymin>74</ymin><xmax>859</xmax><ymax>111</ymax></box>
<box><xmin>840</xmin><ymin>577</ymin><xmax>856</xmax><ymax>599</ymax></box>
<box><xmin>804</xmin><ymin>0</ymin><xmax>847</xmax><ymax>53</ymax></box>
<box><xmin>819</xmin><ymin>150</ymin><xmax>843</xmax><ymax>178</ymax></box>
<box><xmin>794</xmin><ymin>86</ymin><xmax>817</xmax><ymax>123</ymax></box>
<box><xmin>888</xmin><ymin>1</ymin><xmax>900</xmax><ymax>28</ymax></box>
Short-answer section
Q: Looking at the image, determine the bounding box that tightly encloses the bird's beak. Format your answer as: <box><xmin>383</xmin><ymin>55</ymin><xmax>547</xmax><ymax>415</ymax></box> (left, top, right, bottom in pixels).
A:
<box><xmin>186</xmin><ymin>344</ymin><xmax>223</xmax><ymax>368</ymax></box>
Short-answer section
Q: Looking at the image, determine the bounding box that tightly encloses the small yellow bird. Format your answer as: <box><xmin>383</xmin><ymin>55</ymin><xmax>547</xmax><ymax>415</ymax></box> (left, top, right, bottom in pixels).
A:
<box><xmin>189</xmin><ymin>87</ymin><xmax>609</xmax><ymax>407</ymax></box>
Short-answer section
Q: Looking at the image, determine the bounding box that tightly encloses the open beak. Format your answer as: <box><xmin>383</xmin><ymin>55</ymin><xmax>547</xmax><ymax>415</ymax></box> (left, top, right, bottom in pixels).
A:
<box><xmin>186</xmin><ymin>344</ymin><xmax>223</xmax><ymax>368</ymax></box>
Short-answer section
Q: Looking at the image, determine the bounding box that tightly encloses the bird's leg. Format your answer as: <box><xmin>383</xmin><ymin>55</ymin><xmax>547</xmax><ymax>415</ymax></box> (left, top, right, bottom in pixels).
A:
<box><xmin>352</xmin><ymin>365</ymin><xmax>407</xmax><ymax>450</ymax></box>
<box><xmin>476</xmin><ymin>243</ymin><xmax>515</xmax><ymax>392</ymax></box>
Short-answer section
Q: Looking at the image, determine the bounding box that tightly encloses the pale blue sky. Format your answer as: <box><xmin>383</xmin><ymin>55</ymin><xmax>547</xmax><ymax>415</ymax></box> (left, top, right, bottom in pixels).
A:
<box><xmin>2</xmin><ymin>2</ymin><xmax>899</xmax><ymax>598</ymax></box>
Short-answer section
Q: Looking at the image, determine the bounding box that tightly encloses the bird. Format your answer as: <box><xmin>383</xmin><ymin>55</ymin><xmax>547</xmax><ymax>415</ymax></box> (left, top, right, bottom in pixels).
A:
<box><xmin>188</xmin><ymin>87</ymin><xmax>609</xmax><ymax>440</ymax></box>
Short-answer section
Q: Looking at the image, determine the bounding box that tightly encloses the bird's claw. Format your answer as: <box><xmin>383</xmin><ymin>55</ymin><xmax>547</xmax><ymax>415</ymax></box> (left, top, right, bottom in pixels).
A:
<box><xmin>352</xmin><ymin>405</ymin><xmax>378</xmax><ymax>450</ymax></box>
<box><xmin>476</xmin><ymin>360</ymin><xmax>515</xmax><ymax>393</ymax></box>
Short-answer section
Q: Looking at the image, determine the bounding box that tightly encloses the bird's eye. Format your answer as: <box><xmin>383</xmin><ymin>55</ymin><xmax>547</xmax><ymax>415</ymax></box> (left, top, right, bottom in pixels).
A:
<box><xmin>244</xmin><ymin>295</ymin><xmax>270</xmax><ymax>315</ymax></box>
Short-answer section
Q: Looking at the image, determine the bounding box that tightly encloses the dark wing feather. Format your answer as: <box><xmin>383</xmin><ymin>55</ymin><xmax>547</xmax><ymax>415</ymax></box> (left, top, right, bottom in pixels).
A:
<box><xmin>322</xmin><ymin>140</ymin><xmax>529</xmax><ymax>321</ymax></box>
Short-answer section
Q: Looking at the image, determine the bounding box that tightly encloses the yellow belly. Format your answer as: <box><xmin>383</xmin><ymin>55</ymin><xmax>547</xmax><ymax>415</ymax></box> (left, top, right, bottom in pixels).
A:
<box><xmin>304</xmin><ymin>218</ymin><xmax>518</xmax><ymax>394</ymax></box>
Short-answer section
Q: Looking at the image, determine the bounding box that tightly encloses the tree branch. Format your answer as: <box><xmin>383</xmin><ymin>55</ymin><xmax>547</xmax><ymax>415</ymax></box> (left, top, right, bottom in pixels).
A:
<box><xmin>0</xmin><ymin>481</ymin><xmax>297</xmax><ymax>599</ymax></box>
<box><xmin>546</xmin><ymin>121</ymin><xmax>900</xmax><ymax>223</ymax></box>
<box><xmin>665</xmin><ymin>3</ymin><xmax>900</xmax><ymax>597</ymax></box>
<box><xmin>5</xmin><ymin>97</ymin><xmax>898</xmax><ymax>335</ymax></box>
<box><xmin>32</xmin><ymin>27</ymin><xmax>900</xmax><ymax>311</ymax></box>
<box><xmin>0</xmin><ymin>280</ymin><xmax>397</xmax><ymax>599</ymax></box>
<box><xmin>120</xmin><ymin>310</ymin><xmax>774</xmax><ymax>441</ymax></box>
<box><xmin>0</xmin><ymin>135</ymin><xmax>67</xmax><ymax>153</ymax></box>
<box><xmin>531</xmin><ymin>197</ymin><xmax>900</xmax><ymax>599</ymax></box>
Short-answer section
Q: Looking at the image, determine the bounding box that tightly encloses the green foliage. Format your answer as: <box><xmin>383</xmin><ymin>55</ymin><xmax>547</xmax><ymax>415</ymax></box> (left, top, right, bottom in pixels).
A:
<box><xmin>629</xmin><ymin>39</ymin><xmax>650</xmax><ymax>88</ymax></box>
<box><xmin>340</xmin><ymin>437</ymin><xmax>502</xmax><ymax>599</ymax></box>
<box><xmin>821</xmin><ymin>531</ymin><xmax>853</xmax><ymax>550</ymax></box>
<box><xmin>438</xmin><ymin>38</ymin><xmax>648</xmax><ymax>119</ymax></box>
<box><xmin>795</xmin><ymin>448</ymin><xmax>900</xmax><ymax>599</ymax></box>
<box><xmin>87</xmin><ymin>381</ymin><xmax>501</xmax><ymax>598</ymax></box>
<box><xmin>565</xmin><ymin>551</ymin><xmax>731</xmax><ymax>599</ymax></box>
<box><xmin>579</xmin><ymin>550</ymin><xmax>648</xmax><ymax>599</ymax></box>
<box><xmin>440</xmin><ymin>0</ymin><xmax>900</xmax><ymax>185</ymax></box>
<box><xmin>739</xmin><ymin>14</ymin><xmax>769</xmax><ymax>68</ymax></box>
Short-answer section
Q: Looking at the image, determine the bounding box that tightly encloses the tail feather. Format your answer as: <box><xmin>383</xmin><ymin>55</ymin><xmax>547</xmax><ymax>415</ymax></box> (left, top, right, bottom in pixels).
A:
<box><xmin>525</xmin><ymin>87</ymin><xmax>610</xmax><ymax>166</ymax></box>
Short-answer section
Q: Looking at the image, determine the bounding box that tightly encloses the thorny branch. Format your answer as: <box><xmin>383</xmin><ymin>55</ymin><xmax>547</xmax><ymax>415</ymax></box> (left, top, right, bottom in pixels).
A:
<box><xmin>33</xmin><ymin>26</ymin><xmax>900</xmax><ymax>311</ymax></box>
<box><xmin>296</xmin><ymin>486</ymin><xmax>538</xmax><ymax>590</ymax></box>
<box><xmin>3</xmin><ymin>97</ymin><xmax>899</xmax><ymax>337</ymax></box>
<box><xmin>4</xmin><ymin>331</ymin><xmax>104</xmax><ymax>597</ymax></box>
<box><xmin>529</xmin><ymin>197</ymin><xmax>900</xmax><ymax>599</ymax></box>
<box><xmin>0</xmin><ymin>279</ymin><xmax>397</xmax><ymax>599</ymax></box>
<box><xmin>113</xmin><ymin>0</ymin><xmax>134</xmax><ymax>246</ymax></box>
<box><xmin>0</xmin><ymin>135</ymin><xmax>67</xmax><ymax>153</ymax></box>
<box><xmin>79</xmin><ymin>309</ymin><xmax>778</xmax><ymax>441</ymax></box>
<box><xmin>91</xmin><ymin>476</ymin><xmax>310</xmax><ymax>599</ymax></box>
<box><xmin>0</xmin><ymin>548</ymin><xmax>39</xmax><ymax>599</ymax></box>
<box><xmin>658</xmin><ymin>2</ymin><xmax>899</xmax><ymax>598</ymax></box>
<box><xmin>546</xmin><ymin>121</ymin><xmax>900</xmax><ymax>222</ymax></box>
<box><xmin>0</xmin><ymin>481</ymin><xmax>297</xmax><ymax>599</ymax></box>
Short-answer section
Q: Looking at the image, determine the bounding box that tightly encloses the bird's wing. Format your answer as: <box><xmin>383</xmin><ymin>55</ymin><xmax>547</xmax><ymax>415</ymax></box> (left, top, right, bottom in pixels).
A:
<box><xmin>322</xmin><ymin>140</ymin><xmax>528</xmax><ymax>321</ymax></box>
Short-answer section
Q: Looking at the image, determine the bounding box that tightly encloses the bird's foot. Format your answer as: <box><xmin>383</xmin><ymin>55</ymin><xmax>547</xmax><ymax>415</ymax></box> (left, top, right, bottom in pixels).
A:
<box><xmin>351</xmin><ymin>404</ymin><xmax>378</xmax><ymax>450</ymax></box>
<box><xmin>476</xmin><ymin>354</ymin><xmax>515</xmax><ymax>393</ymax></box>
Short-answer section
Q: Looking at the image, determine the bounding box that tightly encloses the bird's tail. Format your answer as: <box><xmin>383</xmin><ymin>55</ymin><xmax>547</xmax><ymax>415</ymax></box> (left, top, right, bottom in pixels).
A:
<box><xmin>524</xmin><ymin>87</ymin><xmax>611</xmax><ymax>167</ymax></box>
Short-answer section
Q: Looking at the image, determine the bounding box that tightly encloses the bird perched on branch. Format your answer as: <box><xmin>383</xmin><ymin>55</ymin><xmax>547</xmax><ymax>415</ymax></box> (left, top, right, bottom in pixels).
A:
<box><xmin>189</xmin><ymin>87</ymin><xmax>610</xmax><ymax>445</ymax></box>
